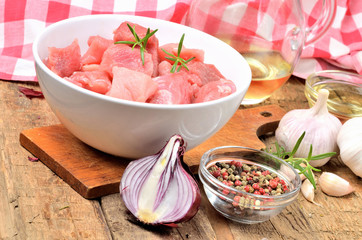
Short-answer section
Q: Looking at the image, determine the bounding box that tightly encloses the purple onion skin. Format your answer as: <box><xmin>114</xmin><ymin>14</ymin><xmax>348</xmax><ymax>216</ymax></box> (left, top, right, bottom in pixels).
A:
<box><xmin>120</xmin><ymin>134</ymin><xmax>201</xmax><ymax>226</ymax></box>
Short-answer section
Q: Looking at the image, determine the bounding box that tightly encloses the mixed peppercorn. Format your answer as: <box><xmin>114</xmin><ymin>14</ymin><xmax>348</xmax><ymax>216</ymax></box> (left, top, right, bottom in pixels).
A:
<box><xmin>208</xmin><ymin>160</ymin><xmax>289</xmax><ymax>200</ymax></box>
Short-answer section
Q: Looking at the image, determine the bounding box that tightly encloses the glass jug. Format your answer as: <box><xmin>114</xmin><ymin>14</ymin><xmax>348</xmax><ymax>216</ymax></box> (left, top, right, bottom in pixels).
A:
<box><xmin>185</xmin><ymin>0</ymin><xmax>336</xmax><ymax>104</ymax></box>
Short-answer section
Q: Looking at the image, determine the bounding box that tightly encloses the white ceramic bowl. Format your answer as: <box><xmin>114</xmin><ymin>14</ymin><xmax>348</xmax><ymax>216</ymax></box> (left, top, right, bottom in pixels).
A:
<box><xmin>33</xmin><ymin>14</ymin><xmax>251</xmax><ymax>159</ymax></box>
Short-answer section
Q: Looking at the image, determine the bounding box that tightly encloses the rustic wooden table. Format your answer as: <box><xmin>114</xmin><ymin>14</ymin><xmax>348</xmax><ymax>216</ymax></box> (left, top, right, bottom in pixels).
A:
<box><xmin>0</xmin><ymin>76</ymin><xmax>361</xmax><ymax>240</ymax></box>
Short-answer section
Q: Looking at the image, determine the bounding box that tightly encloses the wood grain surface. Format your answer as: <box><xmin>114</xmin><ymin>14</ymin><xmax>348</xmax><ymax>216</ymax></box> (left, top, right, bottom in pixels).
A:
<box><xmin>1</xmin><ymin>77</ymin><xmax>361</xmax><ymax>240</ymax></box>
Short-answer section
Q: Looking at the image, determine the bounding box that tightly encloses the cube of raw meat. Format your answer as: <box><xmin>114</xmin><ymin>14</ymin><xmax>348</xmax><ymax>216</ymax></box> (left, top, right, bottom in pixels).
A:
<box><xmin>106</xmin><ymin>66</ymin><xmax>158</xmax><ymax>102</ymax></box>
<box><xmin>100</xmin><ymin>44</ymin><xmax>154</xmax><ymax>77</ymax></box>
<box><xmin>113</xmin><ymin>21</ymin><xmax>159</xmax><ymax>76</ymax></box>
<box><xmin>46</xmin><ymin>39</ymin><xmax>81</xmax><ymax>77</ymax></box>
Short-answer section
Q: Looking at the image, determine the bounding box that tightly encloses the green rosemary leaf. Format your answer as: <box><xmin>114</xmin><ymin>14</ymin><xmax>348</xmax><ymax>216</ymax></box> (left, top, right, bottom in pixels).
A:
<box><xmin>141</xmin><ymin>28</ymin><xmax>158</xmax><ymax>49</ymax></box>
<box><xmin>291</xmin><ymin>131</ymin><xmax>305</xmax><ymax>156</ymax></box>
<box><xmin>307</xmin><ymin>144</ymin><xmax>313</xmax><ymax>160</ymax></box>
<box><xmin>114</xmin><ymin>41</ymin><xmax>136</xmax><ymax>45</ymax></box>
<box><xmin>306</xmin><ymin>167</ymin><xmax>317</xmax><ymax>189</ymax></box>
<box><xmin>165</xmin><ymin>56</ymin><xmax>177</xmax><ymax>61</ymax></box>
<box><xmin>310</xmin><ymin>152</ymin><xmax>336</xmax><ymax>160</ymax></box>
<box><xmin>140</xmin><ymin>47</ymin><xmax>145</xmax><ymax>66</ymax></box>
<box><xmin>184</xmin><ymin>57</ymin><xmax>196</xmax><ymax>64</ymax></box>
<box><xmin>178</xmin><ymin>34</ymin><xmax>185</xmax><ymax>56</ymax></box>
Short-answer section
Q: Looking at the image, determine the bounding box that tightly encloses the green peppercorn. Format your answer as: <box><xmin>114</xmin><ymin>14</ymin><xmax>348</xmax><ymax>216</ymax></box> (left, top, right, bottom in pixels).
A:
<box><xmin>243</xmin><ymin>165</ymin><xmax>251</xmax><ymax>172</ymax></box>
<box><xmin>222</xmin><ymin>163</ymin><xmax>230</xmax><ymax>169</ymax></box>
<box><xmin>266</xmin><ymin>174</ymin><xmax>273</xmax><ymax>180</ymax></box>
<box><xmin>231</xmin><ymin>165</ymin><xmax>236</xmax><ymax>170</ymax></box>
<box><xmin>228</xmin><ymin>174</ymin><xmax>235</xmax><ymax>181</ymax></box>
<box><xmin>220</xmin><ymin>168</ymin><xmax>227</xmax><ymax>173</ymax></box>
<box><xmin>227</xmin><ymin>168</ymin><xmax>234</xmax><ymax>174</ymax></box>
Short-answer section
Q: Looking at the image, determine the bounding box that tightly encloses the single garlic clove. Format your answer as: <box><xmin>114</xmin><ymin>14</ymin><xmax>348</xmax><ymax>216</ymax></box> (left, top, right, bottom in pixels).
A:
<box><xmin>301</xmin><ymin>179</ymin><xmax>314</xmax><ymax>202</ymax></box>
<box><xmin>319</xmin><ymin>172</ymin><xmax>354</xmax><ymax>197</ymax></box>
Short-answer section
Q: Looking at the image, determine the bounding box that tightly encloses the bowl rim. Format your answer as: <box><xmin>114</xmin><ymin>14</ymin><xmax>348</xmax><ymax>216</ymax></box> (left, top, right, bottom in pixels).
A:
<box><xmin>32</xmin><ymin>14</ymin><xmax>251</xmax><ymax>110</ymax></box>
<box><xmin>199</xmin><ymin>145</ymin><xmax>302</xmax><ymax>201</ymax></box>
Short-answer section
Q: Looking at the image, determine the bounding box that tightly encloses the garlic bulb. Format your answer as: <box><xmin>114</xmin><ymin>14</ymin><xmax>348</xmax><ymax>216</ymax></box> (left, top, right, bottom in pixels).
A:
<box><xmin>319</xmin><ymin>172</ymin><xmax>354</xmax><ymax>197</ymax></box>
<box><xmin>337</xmin><ymin>117</ymin><xmax>362</xmax><ymax>177</ymax></box>
<box><xmin>275</xmin><ymin>89</ymin><xmax>342</xmax><ymax>167</ymax></box>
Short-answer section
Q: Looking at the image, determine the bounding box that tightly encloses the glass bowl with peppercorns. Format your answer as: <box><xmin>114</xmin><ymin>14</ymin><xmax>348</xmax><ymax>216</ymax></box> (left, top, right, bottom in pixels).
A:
<box><xmin>199</xmin><ymin>146</ymin><xmax>301</xmax><ymax>224</ymax></box>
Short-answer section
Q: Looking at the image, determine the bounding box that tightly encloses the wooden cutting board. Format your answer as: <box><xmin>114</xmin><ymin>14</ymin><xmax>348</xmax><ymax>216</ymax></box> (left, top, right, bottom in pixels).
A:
<box><xmin>19</xmin><ymin>105</ymin><xmax>286</xmax><ymax>199</ymax></box>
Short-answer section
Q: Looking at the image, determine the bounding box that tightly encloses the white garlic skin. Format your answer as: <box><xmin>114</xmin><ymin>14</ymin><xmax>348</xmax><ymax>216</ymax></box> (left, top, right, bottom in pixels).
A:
<box><xmin>275</xmin><ymin>89</ymin><xmax>342</xmax><ymax>167</ymax></box>
<box><xmin>337</xmin><ymin>117</ymin><xmax>362</xmax><ymax>177</ymax></box>
<box><xmin>319</xmin><ymin>172</ymin><xmax>354</xmax><ymax>197</ymax></box>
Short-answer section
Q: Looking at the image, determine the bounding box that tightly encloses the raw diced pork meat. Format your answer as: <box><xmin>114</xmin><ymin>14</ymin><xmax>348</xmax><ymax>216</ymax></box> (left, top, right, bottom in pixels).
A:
<box><xmin>106</xmin><ymin>66</ymin><xmax>158</xmax><ymax>102</ymax></box>
<box><xmin>81</xmin><ymin>35</ymin><xmax>113</xmax><ymax>65</ymax></box>
<box><xmin>185</xmin><ymin>61</ymin><xmax>225</xmax><ymax>85</ymax></box>
<box><xmin>113</xmin><ymin>21</ymin><xmax>159</xmax><ymax>76</ymax></box>
<box><xmin>158</xmin><ymin>60</ymin><xmax>203</xmax><ymax>86</ymax></box>
<box><xmin>46</xmin><ymin>39</ymin><xmax>81</xmax><ymax>77</ymax></box>
<box><xmin>148</xmin><ymin>72</ymin><xmax>195</xmax><ymax>104</ymax></box>
<box><xmin>65</xmin><ymin>71</ymin><xmax>111</xmax><ymax>94</ymax></box>
<box><xmin>100</xmin><ymin>44</ymin><xmax>154</xmax><ymax>77</ymax></box>
<box><xmin>193</xmin><ymin>79</ymin><xmax>236</xmax><ymax>103</ymax></box>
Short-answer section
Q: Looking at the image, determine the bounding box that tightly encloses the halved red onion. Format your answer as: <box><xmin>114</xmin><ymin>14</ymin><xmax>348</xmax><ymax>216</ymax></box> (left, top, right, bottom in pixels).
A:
<box><xmin>120</xmin><ymin>135</ymin><xmax>201</xmax><ymax>226</ymax></box>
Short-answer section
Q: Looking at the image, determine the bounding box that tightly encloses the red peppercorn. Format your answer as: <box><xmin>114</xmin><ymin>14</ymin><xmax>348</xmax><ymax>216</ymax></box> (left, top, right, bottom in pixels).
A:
<box><xmin>269</xmin><ymin>179</ymin><xmax>278</xmax><ymax>189</ymax></box>
<box><xmin>235</xmin><ymin>161</ymin><xmax>242</xmax><ymax>168</ymax></box>
<box><xmin>274</xmin><ymin>177</ymin><xmax>280</xmax><ymax>182</ymax></box>
<box><xmin>222</xmin><ymin>188</ymin><xmax>229</xmax><ymax>195</ymax></box>
<box><xmin>232</xmin><ymin>196</ymin><xmax>240</xmax><ymax>207</ymax></box>
<box><xmin>234</xmin><ymin>180</ymin><xmax>242</xmax><ymax>186</ymax></box>
<box><xmin>244</xmin><ymin>185</ymin><xmax>250</xmax><ymax>192</ymax></box>
<box><xmin>263</xmin><ymin>193</ymin><xmax>270</xmax><ymax>196</ymax></box>
<box><xmin>230</xmin><ymin>160</ymin><xmax>236</xmax><ymax>166</ymax></box>
<box><xmin>280</xmin><ymin>179</ymin><xmax>286</xmax><ymax>185</ymax></box>
<box><xmin>252</xmin><ymin>183</ymin><xmax>260</xmax><ymax>190</ymax></box>
<box><xmin>254</xmin><ymin>191</ymin><xmax>261</xmax><ymax>195</ymax></box>
<box><xmin>227</xmin><ymin>181</ymin><xmax>234</xmax><ymax>186</ymax></box>
<box><xmin>262</xmin><ymin>170</ymin><xmax>270</xmax><ymax>176</ymax></box>
<box><xmin>212</xmin><ymin>170</ymin><xmax>221</xmax><ymax>178</ymax></box>
<box><xmin>259</xmin><ymin>188</ymin><xmax>265</xmax><ymax>194</ymax></box>
<box><xmin>283</xmin><ymin>185</ymin><xmax>288</xmax><ymax>191</ymax></box>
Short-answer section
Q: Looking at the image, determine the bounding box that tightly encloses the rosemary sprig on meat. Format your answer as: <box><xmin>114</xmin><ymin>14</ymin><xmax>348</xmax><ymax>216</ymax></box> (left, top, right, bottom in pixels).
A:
<box><xmin>161</xmin><ymin>34</ymin><xmax>195</xmax><ymax>73</ymax></box>
<box><xmin>114</xmin><ymin>23</ymin><xmax>158</xmax><ymax>65</ymax></box>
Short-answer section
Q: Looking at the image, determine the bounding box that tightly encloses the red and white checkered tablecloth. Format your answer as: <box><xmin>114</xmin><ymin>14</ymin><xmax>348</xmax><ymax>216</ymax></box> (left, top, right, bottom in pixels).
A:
<box><xmin>0</xmin><ymin>0</ymin><xmax>361</xmax><ymax>81</ymax></box>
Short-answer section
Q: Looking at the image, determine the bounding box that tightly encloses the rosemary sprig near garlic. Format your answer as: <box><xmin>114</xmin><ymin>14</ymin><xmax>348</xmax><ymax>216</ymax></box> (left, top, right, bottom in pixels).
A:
<box><xmin>265</xmin><ymin>132</ymin><xmax>336</xmax><ymax>189</ymax></box>
<box><xmin>275</xmin><ymin>89</ymin><xmax>342</xmax><ymax>167</ymax></box>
